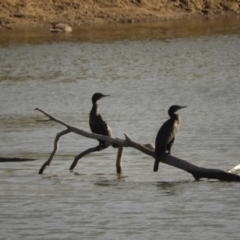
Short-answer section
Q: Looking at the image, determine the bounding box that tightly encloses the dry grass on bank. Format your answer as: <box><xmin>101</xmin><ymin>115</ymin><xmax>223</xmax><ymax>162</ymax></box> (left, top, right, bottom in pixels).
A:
<box><xmin>0</xmin><ymin>0</ymin><xmax>240</xmax><ymax>29</ymax></box>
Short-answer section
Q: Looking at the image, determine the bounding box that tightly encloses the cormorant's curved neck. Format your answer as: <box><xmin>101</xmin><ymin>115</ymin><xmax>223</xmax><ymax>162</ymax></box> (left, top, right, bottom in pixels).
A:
<box><xmin>168</xmin><ymin>111</ymin><xmax>180</xmax><ymax>121</ymax></box>
<box><xmin>90</xmin><ymin>102</ymin><xmax>99</xmax><ymax>116</ymax></box>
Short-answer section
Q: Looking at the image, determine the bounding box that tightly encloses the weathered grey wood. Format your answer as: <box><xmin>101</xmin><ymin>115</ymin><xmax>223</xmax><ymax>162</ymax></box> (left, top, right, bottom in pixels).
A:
<box><xmin>35</xmin><ymin>108</ymin><xmax>124</xmax><ymax>146</ymax></box>
<box><xmin>116</xmin><ymin>146</ymin><xmax>124</xmax><ymax>174</ymax></box>
<box><xmin>228</xmin><ymin>164</ymin><xmax>240</xmax><ymax>174</ymax></box>
<box><xmin>35</xmin><ymin>108</ymin><xmax>240</xmax><ymax>182</ymax></box>
<box><xmin>160</xmin><ymin>154</ymin><xmax>240</xmax><ymax>181</ymax></box>
<box><xmin>38</xmin><ymin>129</ymin><xmax>71</xmax><ymax>174</ymax></box>
<box><xmin>69</xmin><ymin>144</ymin><xmax>110</xmax><ymax>171</ymax></box>
<box><xmin>0</xmin><ymin>157</ymin><xmax>37</xmax><ymax>162</ymax></box>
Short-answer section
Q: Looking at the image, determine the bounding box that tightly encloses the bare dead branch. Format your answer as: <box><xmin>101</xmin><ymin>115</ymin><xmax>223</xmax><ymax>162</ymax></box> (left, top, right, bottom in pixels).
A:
<box><xmin>0</xmin><ymin>157</ymin><xmax>37</xmax><ymax>162</ymax></box>
<box><xmin>69</xmin><ymin>144</ymin><xmax>109</xmax><ymax>171</ymax></box>
<box><xmin>228</xmin><ymin>164</ymin><xmax>240</xmax><ymax>173</ymax></box>
<box><xmin>116</xmin><ymin>146</ymin><xmax>124</xmax><ymax>174</ymax></box>
<box><xmin>38</xmin><ymin>129</ymin><xmax>71</xmax><ymax>174</ymax></box>
<box><xmin>36</xmin><ymin>119</ymin><xmax>52</xmax><ymax>122</ymax></box>
<box><xmin>35</xmin><ymin>108</ymin><xmax>240</xmax><ymax>182</ymax></box>
<box><xmin>35</xmin><ymin>108</ymin><xmax>126</xmax><ymax>147</ymax></box>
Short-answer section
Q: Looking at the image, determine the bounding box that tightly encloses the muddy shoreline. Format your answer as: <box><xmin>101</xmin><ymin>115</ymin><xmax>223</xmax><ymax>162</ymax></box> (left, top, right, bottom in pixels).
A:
<box><xmin>1</xmin><ymin>0</ymin><xmax>240</xmax><ymax>30</ymax></box>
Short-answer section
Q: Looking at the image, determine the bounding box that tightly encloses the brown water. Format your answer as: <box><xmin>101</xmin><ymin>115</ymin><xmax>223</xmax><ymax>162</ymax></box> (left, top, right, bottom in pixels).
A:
<box><xmin>0</xmin><ymin>17</ymin><xmax>240</xmax><ymax>239</ymax></box>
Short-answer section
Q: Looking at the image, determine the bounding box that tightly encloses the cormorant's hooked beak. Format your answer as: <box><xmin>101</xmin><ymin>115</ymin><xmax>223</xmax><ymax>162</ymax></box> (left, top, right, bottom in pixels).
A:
<box><xmin>99</xmin><ymin>94</ymin><xmax>110</xmax><ymax>101</ymax></box>
<box><xmin>175</xmin><ymin>105</ymin><xmax>187</xmax><ymax>112</ymax></box>
<box><xmin>177</xmin><ymin>106</ymin><xmax>187</xmax><ymax>112</ymax></box>
<box><xmin>99</xmin><ymin>94</ymin><xmax>110</xmax><ymax>100</ymax></box>
<box><xmin>180</xmin><ymin>106</ymin><xmax>187</xmax><ymax>109</ymax></box>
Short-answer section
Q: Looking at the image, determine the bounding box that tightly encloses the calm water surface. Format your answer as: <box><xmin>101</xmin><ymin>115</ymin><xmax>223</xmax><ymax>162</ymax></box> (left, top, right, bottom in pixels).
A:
<box><xmin>0</xmin><ymin>18</ymin><xmax>240</xmax><ymax>239</ymax></box>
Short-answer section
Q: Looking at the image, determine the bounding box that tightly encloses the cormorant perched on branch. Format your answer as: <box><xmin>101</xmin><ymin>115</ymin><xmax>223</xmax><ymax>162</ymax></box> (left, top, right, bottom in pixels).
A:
<box><xmin>154</xmin><ymin>105</ymin><xmax>187</xmax><ymax>172</ymax></box>
<box><xmin>89</xmin><ymin>93</ymin><xmax>117</xmax><ymax>150</ymax></box>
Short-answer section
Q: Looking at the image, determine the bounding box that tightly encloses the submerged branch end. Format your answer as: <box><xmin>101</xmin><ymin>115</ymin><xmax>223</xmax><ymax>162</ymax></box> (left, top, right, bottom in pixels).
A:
<box><xmin>36</xmin><ymin>119</ymin><xmax>52</xmax><ymax>122</ymax></box>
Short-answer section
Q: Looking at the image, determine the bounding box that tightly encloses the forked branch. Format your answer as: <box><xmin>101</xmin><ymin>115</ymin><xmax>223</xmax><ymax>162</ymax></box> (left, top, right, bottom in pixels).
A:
<box><xmin>35</xmin><ymin>108</ymin><xmax>240</xmax><ymax>182</ymax></box>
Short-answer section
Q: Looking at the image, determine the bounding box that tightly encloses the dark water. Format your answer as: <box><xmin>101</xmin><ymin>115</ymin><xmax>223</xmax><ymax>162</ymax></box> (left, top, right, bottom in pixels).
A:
<box><xmin>0</xmin><ymin>17</ymin><xmax>240</xmax><ymax>239</ymax></box>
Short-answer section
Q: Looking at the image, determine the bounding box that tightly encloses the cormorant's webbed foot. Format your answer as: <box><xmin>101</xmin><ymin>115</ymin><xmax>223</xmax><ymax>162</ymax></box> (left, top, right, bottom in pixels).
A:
<box><xmin>96</xmin><ymin>145</ymin><xmax>101</xmax><ymax>151</ymax></box>
<box><xmin>112</xmin><ymin>143</ymin><xmax>118</xmax><ymax>148</ymax></box>
<box><xmin>96</xmin><ymin>143</ymin><xmax>104</xmax><ymax>151</ymax></box>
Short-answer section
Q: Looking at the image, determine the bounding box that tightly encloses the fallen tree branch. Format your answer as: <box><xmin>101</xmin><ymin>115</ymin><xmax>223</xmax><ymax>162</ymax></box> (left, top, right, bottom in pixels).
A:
<box><xmin>38</xmin><ymin>128</ymin><xmax>71</xmax><ymax>174</ymax></box>
<box><xmin>69</xmin><ymin>144</ymin><xmax>109</xmax><ymax>171</ymax></box>
<box><xmin>35</xmin><ymin>108</ymin><xmax>240</xmax><ymax>182</ymax></box>
<box><xmin>0</xmin><ymin>157</ymin><xmax>37</xmax><ymax>162</ymax></box>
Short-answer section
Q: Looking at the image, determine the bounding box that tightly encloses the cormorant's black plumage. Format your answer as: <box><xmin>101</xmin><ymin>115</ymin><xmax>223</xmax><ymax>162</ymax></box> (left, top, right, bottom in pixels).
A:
<box><xmin>154</xmin><ymin>105</ymin><xmax>186</xmax><ymax>172</ymax></box>
<box><xmin>89</xmin><ymin>93</ymin><xmax>115</xmax><ymax>150</ymax></box>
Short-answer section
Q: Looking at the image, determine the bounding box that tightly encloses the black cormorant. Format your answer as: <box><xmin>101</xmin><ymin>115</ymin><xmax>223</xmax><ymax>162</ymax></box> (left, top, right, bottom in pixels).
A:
<box><xmin>154</xmin><ymin>105</ymin><xmax>187</xmax><ymax>172</ymax></box>
<box><xmin>89</xmin><ymin>93</ymin><xmax>116</xmax><ymax>150</ymax></box>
